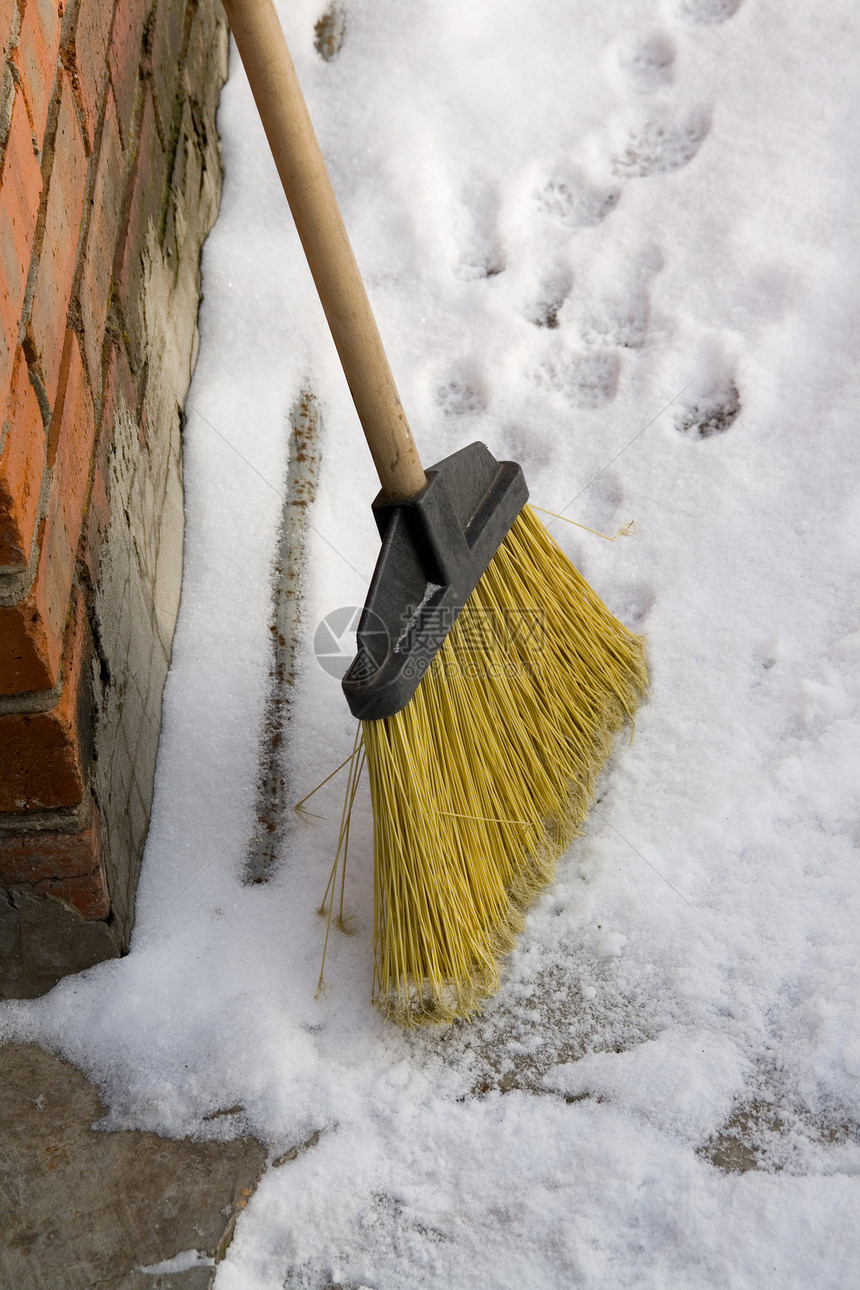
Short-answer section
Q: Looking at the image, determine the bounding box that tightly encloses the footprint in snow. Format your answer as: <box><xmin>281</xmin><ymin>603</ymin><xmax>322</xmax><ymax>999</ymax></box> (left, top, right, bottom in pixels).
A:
<box><xmin>458</xmin><ymin>240</ymin><xmax>505</xmax><ymax>282</ymax></box>
<box><xmin>534</xmin><ymin>168</ymin><xmax>621</xmax><ymax>228</ymax></box>
<box><xmin>673</xmin><ymin>0</ymin><xmax>742</xmax><ymax>25</ymax></box>
<box><xmin>455</xmin><ymin>176</ymin><xmax>506</xmax><ymax>281</ymax></box>
<box><xmin>610</xmin><ymin>29</ymin><xmax>676</xmax><ymax>93</ymax></box>
<box><xmin>535</xmin><ymin>349</ymin><xmax>620</xmax><ymax>411</ymax></box>
<box><xmin>573</xmin><ymin>288</ymin><xmax>651</xmax><ymax>350</ymax></box>
<box><xmin>675</xmin><ymin>380</ymin><xmax>741</xmax><ymax>438</ymax></box>
<box><xmin>314</xmin><ymin>0</ymin><xmax>346</xmax><ymax>60</ymax></box>
<box><xmin>436</xmin><ymin>372</ymin><xmax>487</xmax><ymax>417</ymax></box>
<box><xmin>568</xmin><ymin>470</ymin><xmax>633</xmax><ymax>543</ymax></box>
<box><xmin>612</xmin><ymin>108</ymin><xmax>710</xmax><ymax>177</ymax></box>
<box><xmin>524</xmin><ymin>267</ymin><xmax>574</xmax><ymax>331</ymax></box>
<box><xmin>497</xmin><ymin>424</ymin><xmax>554</xmax><ymax>474</ymax></box>
<box><xmin>613</xmin><ymin>580</ymin><xmax>656</xmax><ymax>629</ymax></box>
<box><xmin>561</xmin><ymin>246</ymin><xmax>663</xmax><ymax>351</ymax></box>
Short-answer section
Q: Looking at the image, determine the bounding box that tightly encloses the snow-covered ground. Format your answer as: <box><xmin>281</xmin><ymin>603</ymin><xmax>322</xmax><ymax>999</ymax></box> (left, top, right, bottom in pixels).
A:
<box><xmin>3</xmin><ymin>0</ymin><xmax>860</xmax><ymax>1285</ymax></box>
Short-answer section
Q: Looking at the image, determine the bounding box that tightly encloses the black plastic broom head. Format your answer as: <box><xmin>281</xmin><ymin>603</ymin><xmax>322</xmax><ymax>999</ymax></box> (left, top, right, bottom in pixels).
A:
<box><xmin>342</xmin><ymin>442</ymin><xmax>528</xmax><ymax>721</ymax></box>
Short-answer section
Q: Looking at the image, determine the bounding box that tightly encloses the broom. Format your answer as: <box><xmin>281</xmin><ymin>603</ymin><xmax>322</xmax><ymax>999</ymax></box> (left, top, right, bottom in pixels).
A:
<box><xmin>222</xmin><ymin>0</ymin><xmax>648</xmax><ymax>1025</ymax></box>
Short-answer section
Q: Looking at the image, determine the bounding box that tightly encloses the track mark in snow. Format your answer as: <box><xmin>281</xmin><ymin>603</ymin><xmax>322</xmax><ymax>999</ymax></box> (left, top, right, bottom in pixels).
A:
<box><xmin>535</xmin><ymin>349</ymin><xmax>620</xmax><ymax>410</ymax></box>
<box><xmin>314</xmin><ymin>1</ymin><xmax>346</xmax><ymax>60</ymax></box>
<box><xmin>497</xmin><ymin>424</ymin><xmax>554</xmax><ymax>474</ymax></box>
<box><xmin>436</xmin><ymin>370</ymin><xmax>487</xmax><ymax>417</ymax></box>
<box><xmin>455</xmin><ymin>176</ymin><xmax>505</xmax><ymax>280</ymax></box>
<box><xmin>284</xmin><ymin>1261</ymin><xmax>377</xmax><ymax>1289</ymax></box>
<box><xmin>534</xmin><ymin>169</ymin><xmax>620</xmax><ymax>228</ymax></box>
<box><xmin>612</xmin><ymin>580</ymin><xmax>657</xmax><ymax>629</ymax></box>
<box><xmin>612</xmin><ymin>109</ymin><xmax>710</xmax><ymax>177</ymax></box>
<box><xmin>674</xmin><ymin>0</ymin><xmax>742</xmax><ymax>26</ymax></box>
<box><xmin>245</xmin><ymin>393</ymin><xmax>322</xmax><ymax>884</ymax></box>
<box><xmin>458</xmin><ymin>249</ymin><xmax>505</xmax><ymax>281</ymax></box>
<box><xmin>526</xmin><ymin>233</ymin><xmax>660</xmax><ymax>352</ymax></box>
<box><xmin>272</xmin><ymin>1127</ymin><xmax>326</xmax><ymax>1168</ymax></box>
<box><xmin>525</xmin><ymin>267</ymin><xmax>574</xmax><ymax>330</ymax></box>
<box><xmin>371</xmin><ymin>1191</ymin><xmax>452</xmax><ymax>1247</ymax></box>
<box><xmin>611</xmin><ymin>29</ymin><xmax>676</xmax><ymax>93</ymax></box>
<box><xmin>674</xmin><ymin>380</ymin><xmax>741</xmax><ymax>438</ymax></box>
<box><xmin>574</xmin><ymin>288</ymin><xmax>651</xmax><ymax>350</ymax></box>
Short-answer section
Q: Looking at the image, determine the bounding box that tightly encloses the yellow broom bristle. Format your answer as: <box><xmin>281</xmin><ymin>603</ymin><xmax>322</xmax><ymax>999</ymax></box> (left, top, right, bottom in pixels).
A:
<box><xmin>361</xmin><ymin>504</ymin><xmax>648</xmax><ymax>1026</ymax></box>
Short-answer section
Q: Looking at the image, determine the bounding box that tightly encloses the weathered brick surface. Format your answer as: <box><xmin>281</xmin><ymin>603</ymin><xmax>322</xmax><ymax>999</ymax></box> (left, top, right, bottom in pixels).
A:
<box><xmin>1</xmin><ymin>0</ymin><xmax>16</xmax><ymax>60</ymax></box>
<box><xmin>0</xmin><ymin>586</ymin><xmax>90</xmax><ymax>810</ymax></box>
<box><xmin>80</xmin><ymin>83</ymin><xmax>124</xmax><ymax>385</ymax></box>
<box><xmin>13</xmin><ymin>0</ymin><xmax>61</xmax><ymax>151</ymax></box>
<box><xmin>183</xmin><ymin>0</ymin><xmax>228</xmax><ymax>130</ymax></box>
<box><xmin>80</xmin><ymin>338</ymin><xmax>134</xmax><ymax>586</ymax></box>
<box><xmin>0</xmin><ymin>519</ymin><xmax>54</xmax><ymax>692</ymax></box>
<box><xmin>0</xmin><ymin>345</ymin><xmax>46</xmax><ymax>568</ymax></box>
<box><xmin>36</xmin><ymin>865</ymin><xmax>110</xmax><ymax>918</ymax></box>
<box><xmin>0</xmin><ymin>331</ymin><xmax>93</xmax><ymax>694</ymax></box>
<box><xmin>0</xmin><ymin>803</ymin><xmax>108</xmax><ymax>918</ymax></box>
<box><xmin>0</xmin><ymin>85</ymin><xmax>42</xmax><ymax>407</ymax></box>
<box><xmin>151</xmin><ymin>0</ymin><xmax>185</xmax><ymax>141</ymax></box>
<box><xmin>26</xmin><ymin>69</ymin><xmax>86</xmax><ymax>407</ymax></box>
<box><xmin>117</xmin><ymin>86</ymin><xmax>166</xmax><ymax>372</ymax></box>
<box><xmin>1</xmin><ymin>0</ymin><xmax>227</xmax><ymax>991</ymax></box>
<box><xmin>107</xmin><ymin>0</ymin><xmax>148</xmax><ymax>150</ymax></box>
<box><xmin>42</xmin><ymin>324</ymin><xmax>94</xmax><ymax>592</ymax></box>
<box><xmin>68</xmin><ymin>0</ymin><xmax>113</xmax><ymax>151</ymax></box>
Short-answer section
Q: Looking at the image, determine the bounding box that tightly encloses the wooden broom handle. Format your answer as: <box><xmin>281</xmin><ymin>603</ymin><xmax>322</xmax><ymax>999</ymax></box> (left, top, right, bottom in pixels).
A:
<box><xmin>221</xmin><ymin>0</ymin><xmax>426</xmax><ymax>499</ymax></box>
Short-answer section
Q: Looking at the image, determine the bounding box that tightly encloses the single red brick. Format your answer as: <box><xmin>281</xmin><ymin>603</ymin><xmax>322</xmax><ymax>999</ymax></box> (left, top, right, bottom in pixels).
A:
<box><xmin>116</xmin><ymin>88</ymin><xmax>167</xmax><ymax>372</ymax></box>
<box><xmin>27</xmin><ymin>70</ymin><xmax>87</xmax><ymax>409</ymax></box>
<box><xmin>13</xmin><ymin>0</ymin><xmax>62</xmax><ymax>152</ymax></box>
<box><xmin>0</xmin><ymin>584</ymin><xmax>90</xmax><ymax>810</ymax></box>
<box><xmin>0</xmin><ymin>347</ymin><xmax>47</xmax><ymax>568</ymax></box>
<box><xmin>79</xmin><ymin>85</ymin><xmax>125</xmax><ymax>388</ymax></box>
<box><xmin>0</xmin><ymin>803</ymin><xmax>109</xmax><ymax>919</ymax></box>
<box><xmin>68</xmin><ymin>0</ymin><xmax>113</xmax><ymax>151</ymax></box>
<box><xmin>0</xmin><ymin>86</ymin><xmax>43</xmax><ymax>409</ymax></box>
<box><xmin>108</xmin><ymin>0</ymin><xmax>149</xmax><ymax>150</ymax></box>
<box><xmin>0</xmin><ymin>820</ymin><xmax>94</xmax><ymax>882</ymax></box>
<box><xmin>0</xmin><ymin>332</ymin><xmax>94</xmax><ymax>695</ymax></box>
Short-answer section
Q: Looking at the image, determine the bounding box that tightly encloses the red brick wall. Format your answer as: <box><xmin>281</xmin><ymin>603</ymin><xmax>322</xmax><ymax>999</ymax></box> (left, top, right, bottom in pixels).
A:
<box><xmin>0</xmin><ymin>0</ymin><xmax>227</xmax><ymax>995</ymax></box>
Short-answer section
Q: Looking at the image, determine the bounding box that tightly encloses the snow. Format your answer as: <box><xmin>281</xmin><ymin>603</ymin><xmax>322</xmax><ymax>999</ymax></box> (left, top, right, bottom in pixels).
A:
<box><xmin>3</xmin><ymin>0</ymin><xmax>859</xmax><ymax>1285</ymax></box>
<box><xmin>137</xmin><ymin>1249</ymin><xmax>215</xmax><ymax>1276</ymax></box>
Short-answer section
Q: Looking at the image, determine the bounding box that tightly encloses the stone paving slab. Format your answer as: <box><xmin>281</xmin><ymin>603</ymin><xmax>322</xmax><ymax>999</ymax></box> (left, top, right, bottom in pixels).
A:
<box><xmin>0</xmin><ymin>1044</ymin><xmax>267</xmax><ymax>1290</ymax></box>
